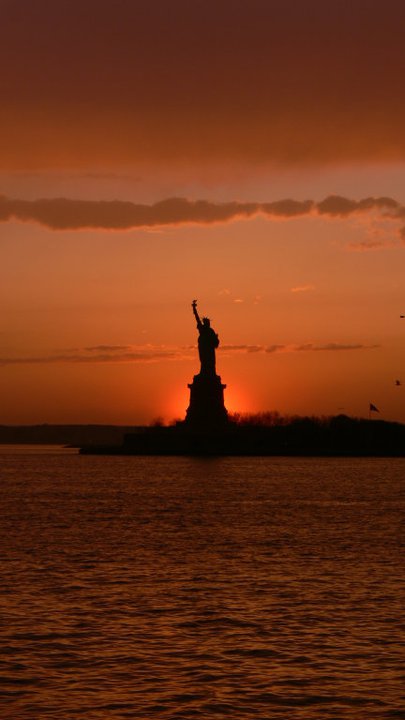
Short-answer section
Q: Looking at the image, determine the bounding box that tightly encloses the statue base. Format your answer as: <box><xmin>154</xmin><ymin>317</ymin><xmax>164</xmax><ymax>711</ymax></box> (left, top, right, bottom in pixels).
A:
<box><xmin>185</xmin><ymin>373</ymin><xmax>229</xmax><ymax>429</ymax></box>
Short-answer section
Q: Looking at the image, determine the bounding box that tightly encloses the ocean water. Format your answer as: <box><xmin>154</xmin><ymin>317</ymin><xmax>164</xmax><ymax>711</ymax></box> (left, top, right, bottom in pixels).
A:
<box><xmin>0</xmin><ymin>448</ymin><xmax>404</xmax><ymax>719</ymax></box>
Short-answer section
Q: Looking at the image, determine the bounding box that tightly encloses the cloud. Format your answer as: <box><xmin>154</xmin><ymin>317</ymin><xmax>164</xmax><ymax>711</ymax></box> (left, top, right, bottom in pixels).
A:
<box><xmin>1</xmin><ymin>194</ymin><xmax>404</xmax><ymax>236</ymax></box>
<box><xmin>291</xmin><ymin>284</ymin><xmax>315</xmax><ymax>293</ymax></box>
<box><xmin>316</xmin><ymin>195</ymin><xmax>399</xmax><ymax>217</ymax></box>
<box><xmin>0</xmin><ymin>345</ymin><xmax>189</xmax><ymax>366</ymax></box>
<box><xmin>84</xmin><ymin>345</ymin><xmax>133</xmax><ymax>353</ymax></box>
<box><xmin>0</xmin><ymin>195</ymin><xmax>259</xmax><ymax>230</ymax></box>
<box><xmin>262</xmin><ymin>199</ymin><xmax>314</xmax><ymax>217</ymax></box>
<box><xmin>2</xmin><ymin>1</ymin><xmax>405</xmax><ymax>168</ymax></box>
<box><xmin>295</xmin><ymin>343</ymin><xmax>380</xmax><ymax>352</ymax></box>
<box><xmin>347</xmin><ymin>238</ymin><xmax>397</xmax><ymax>252</ymax></box>
<box><xmin>219</xmin><ymin>343</ymin><xmax>379</xmax><ymax>355</ymax></box>
<box><xmin>265</xmin><ymin>345</ymin><xmax>286</xmax><ymax>353</ymax></box>
<box><xmin>0</xmin><ymin>341</ymin><xmax>379</xmax><ymax>366</ymax></box>
<box><xmin>220</xmin><ymin>345</ymin><xmax>265</xmax><ymax>354</ymax></box>
<box><xmin>248</xmin><ymin>343</ymin><xmax>379</xmax><ymax>353</ymax></box>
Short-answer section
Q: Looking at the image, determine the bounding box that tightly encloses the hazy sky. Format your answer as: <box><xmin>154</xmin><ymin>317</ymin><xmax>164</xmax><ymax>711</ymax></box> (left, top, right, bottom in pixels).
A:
<box><xmin>1</xmin><ymin>0</ymin><xmax>405</xmax><ymax>424</ymax></box>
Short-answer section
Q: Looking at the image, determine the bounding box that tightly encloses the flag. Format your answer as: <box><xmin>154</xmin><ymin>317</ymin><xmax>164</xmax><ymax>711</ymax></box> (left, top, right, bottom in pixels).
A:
<box><xmin>369</xmin><ymin>403</ymin><xmax>379</xmax><ymax>413</ymax></box>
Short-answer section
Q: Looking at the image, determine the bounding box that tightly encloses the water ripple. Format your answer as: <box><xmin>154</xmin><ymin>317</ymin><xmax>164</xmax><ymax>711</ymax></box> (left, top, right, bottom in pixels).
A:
<box><xmin>0</xmin><ymin>454</ymin><xmax>404</xmax><ymax>718</ymax></box>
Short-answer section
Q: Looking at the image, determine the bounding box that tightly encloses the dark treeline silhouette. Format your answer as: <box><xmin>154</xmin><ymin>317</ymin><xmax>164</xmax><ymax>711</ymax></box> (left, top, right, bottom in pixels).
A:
<box><xmin>224</xmin><ymin>412</ymin><xmax>405</xmax><ymax>456</ymax></box>
<box><xmin>81</xmin><ymin>413</ymin><xmax>405</xmax><ymax>456</ymax></box>
<box><xmin>229</xmin><ymin>411</ymin><xmax>287</xmax><ymax>426</ymax></box>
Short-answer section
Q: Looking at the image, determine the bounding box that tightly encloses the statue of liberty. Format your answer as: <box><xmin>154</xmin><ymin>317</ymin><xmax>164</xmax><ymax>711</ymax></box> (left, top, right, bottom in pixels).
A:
<box><xmin>192</xmin><ymin>300</ymin><xmax>219</xmax><ymax>376</ymax></box>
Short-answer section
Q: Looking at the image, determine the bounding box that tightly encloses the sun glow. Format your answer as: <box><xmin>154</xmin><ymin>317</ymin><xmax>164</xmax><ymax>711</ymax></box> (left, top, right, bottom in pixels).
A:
<box><xmin>161</xmin><ymin>380</ymin><xmax>254</xmax><ymax>425</ymax></box>
<box><xmin>223</xmin><ymin>385</ymin><xmax>254</xmax><ymax>416</ymax></box>
<box><xmin>163</xmin><ymin>383</ymin><xmax>190</xmax><ymax>424</ymax></box>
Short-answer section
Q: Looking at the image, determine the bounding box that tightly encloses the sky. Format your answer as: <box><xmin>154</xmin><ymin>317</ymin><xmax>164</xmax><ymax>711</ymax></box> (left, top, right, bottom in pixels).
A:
<box><xmin>1</xmin><ymin>0</ymin><xmax>405</xmax><ymax>425</ymax></box>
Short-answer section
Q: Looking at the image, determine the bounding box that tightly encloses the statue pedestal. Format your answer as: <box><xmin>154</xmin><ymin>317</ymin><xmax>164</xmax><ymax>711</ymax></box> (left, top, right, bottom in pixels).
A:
<box><xmin>185</xmin><ymin>373</ymin><xmax>229</xmax><ymax>429</ymax></box>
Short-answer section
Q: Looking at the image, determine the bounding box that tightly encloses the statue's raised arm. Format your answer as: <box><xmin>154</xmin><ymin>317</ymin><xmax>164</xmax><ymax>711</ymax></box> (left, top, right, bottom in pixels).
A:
<box><xmin>192</xmin><ymin>299</ymin><xmax>203</xmax><ymax>330</ymax></box>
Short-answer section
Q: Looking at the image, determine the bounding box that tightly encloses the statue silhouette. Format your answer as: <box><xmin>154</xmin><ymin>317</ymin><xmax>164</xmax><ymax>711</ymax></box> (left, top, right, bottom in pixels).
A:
<box><xmin>192</xmin><ymin>300</ymin><xmax>219</xmax><ymax>376</ymax></box>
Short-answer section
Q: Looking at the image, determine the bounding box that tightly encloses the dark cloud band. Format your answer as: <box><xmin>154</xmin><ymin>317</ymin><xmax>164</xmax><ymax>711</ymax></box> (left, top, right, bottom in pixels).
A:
<box><xmin>0</xmin><ymin>194</ymin><xmax>402</xmax><ymax>232</ymax></box>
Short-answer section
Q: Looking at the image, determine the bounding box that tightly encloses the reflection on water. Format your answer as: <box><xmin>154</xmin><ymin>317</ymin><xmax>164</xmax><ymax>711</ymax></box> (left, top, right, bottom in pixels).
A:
<box><xmin>0</xmin><ymin>451</ymin><xmax>404</xmax><ymax>719</ymax></box>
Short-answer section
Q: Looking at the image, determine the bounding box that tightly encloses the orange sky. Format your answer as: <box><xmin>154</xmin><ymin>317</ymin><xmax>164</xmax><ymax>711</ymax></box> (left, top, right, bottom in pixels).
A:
<box><xmin>1</xmin><ymin>0</ymin><xmax>405</xmax><ymax>425</ymax></box>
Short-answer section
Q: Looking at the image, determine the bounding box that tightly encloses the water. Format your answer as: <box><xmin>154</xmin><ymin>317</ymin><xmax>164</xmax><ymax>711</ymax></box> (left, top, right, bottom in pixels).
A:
<box><xmin>0</xmin><ymin>449</ymin><xmax>404</xmax><ymax>719</ymax></box>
